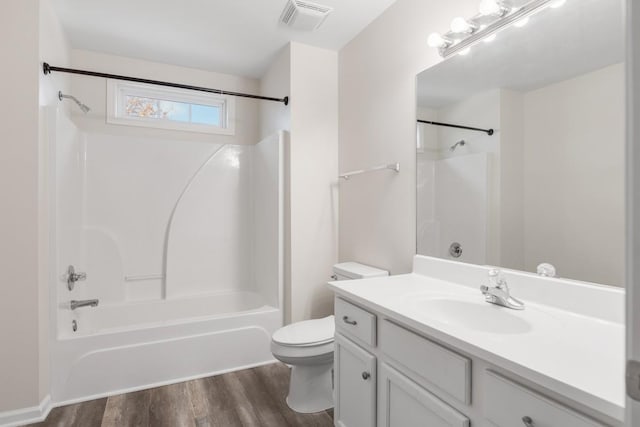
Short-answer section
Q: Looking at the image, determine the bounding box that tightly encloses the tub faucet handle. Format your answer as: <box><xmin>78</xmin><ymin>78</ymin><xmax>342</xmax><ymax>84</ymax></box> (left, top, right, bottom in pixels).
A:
<box><xmin>67</xmin><ymin>265</ymin><xmax>87</xmax><ymax>291</ymax></box>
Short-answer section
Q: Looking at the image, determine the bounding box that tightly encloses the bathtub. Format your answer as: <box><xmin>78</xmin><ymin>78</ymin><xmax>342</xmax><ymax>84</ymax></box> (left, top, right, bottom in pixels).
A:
<box><xmin>48</xmin><ymin>110</ymin><xmax>286</xmax><ymax>405</ymax></box>
<box><xmin>51</xmin><ymin>291</ymin><xmax>281</xmax><ymax>404</ymax></box>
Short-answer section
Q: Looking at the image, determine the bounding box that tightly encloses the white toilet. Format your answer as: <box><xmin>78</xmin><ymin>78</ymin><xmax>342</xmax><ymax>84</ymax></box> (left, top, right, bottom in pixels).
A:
<box><xmin>271</xmin><ymin>262</ymin><xmax>388</xmax><ymax>413</ymax></box>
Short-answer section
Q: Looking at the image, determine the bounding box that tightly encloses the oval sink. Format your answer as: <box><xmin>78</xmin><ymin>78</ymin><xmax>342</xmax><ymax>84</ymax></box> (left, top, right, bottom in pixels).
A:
<box><xmin>416</xmin><ymin>298</ymin><xmax>533</xmax><ymax>334</ymax></box>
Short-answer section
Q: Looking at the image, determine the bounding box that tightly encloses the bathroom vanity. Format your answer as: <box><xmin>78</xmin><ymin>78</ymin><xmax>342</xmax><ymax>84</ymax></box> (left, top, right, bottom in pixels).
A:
<box><xmin>328</xmin><ymin>256</ymin><xmax>625</xmax><ymax>427</ymax></box>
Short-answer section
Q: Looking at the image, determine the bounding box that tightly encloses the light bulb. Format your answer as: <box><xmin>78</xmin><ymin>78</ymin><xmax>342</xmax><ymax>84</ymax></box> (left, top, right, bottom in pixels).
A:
<box><xmin>428</xmin><ymin>32</ymin><xmax>447</xmax><ymax>48</ymax></box>
<box><xmin>451</xmin><ymin>17</ymin><xmax>472</xmax><ymax>33</ymax></box>
<box><xmin>483</xmin><ymin>33</ymin><xmax>497</xmax><ymax>43</ymax></box>
<box><xmin>458</xmin><ymin>47</ymin><xmax>471</xmax><ymax>56</ymax></box>
<box><xmin>479</xmin><ymin>0</ymin><xmax>501</xmax><ymax>16</ymax></box>
<box><xmin>550</xmin><ymin>0</ymin><xmax>566</xmax><ymax>8</ymax></box>
<box><xmin>514</xmin><ymin>16</ymin><xmax>529</xmax><ymax>27</ymax></box>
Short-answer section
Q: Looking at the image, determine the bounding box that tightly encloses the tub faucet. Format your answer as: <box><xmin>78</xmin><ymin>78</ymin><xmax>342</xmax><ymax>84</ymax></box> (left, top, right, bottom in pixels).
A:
<box><xmin>480</xmin><ymin>269</ymin><xmax>525</xmax><ymax>310</ymax></box>
<box><xmin>70</xmin><ymin>299</ymin><xmax>99</xmax><ymax>310</ymax></box>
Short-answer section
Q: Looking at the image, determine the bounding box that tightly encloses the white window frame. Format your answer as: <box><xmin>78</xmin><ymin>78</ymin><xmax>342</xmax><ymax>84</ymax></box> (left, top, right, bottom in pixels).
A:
<box><xmin>106</xmin><ymin>79</ymin><xmax>235</xmax><ymax>135</ymax></box>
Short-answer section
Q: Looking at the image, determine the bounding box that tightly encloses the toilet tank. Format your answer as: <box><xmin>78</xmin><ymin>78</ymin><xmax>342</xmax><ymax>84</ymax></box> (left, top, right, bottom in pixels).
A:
<box><xmin>332</xmin><ymin>262</ymin><xmax>389</xmax><ymax>281</ymax></box>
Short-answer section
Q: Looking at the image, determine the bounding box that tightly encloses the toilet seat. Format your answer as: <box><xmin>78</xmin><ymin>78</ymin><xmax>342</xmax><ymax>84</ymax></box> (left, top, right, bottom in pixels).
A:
<box><xmin>272</xmin><ymin>315</ymin><xmax>335</xmax><ymax>347</ymax></box>
<box><xmin>271</xmin><ymin>315</ymin><xmax>335</xmax><ymax>366</ymax></box>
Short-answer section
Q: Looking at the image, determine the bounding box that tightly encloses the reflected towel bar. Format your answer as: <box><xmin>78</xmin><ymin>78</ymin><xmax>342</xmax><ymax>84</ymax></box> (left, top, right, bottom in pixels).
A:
<box><xmin>339</xmin><ymin>163</ymin><xmax>400</xmax><ymax>180</ymax></box>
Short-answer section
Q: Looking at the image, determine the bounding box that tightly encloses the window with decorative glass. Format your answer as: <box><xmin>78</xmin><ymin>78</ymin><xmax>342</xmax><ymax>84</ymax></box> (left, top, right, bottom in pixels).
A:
<box><xmin>106</xmin><ymin>80</ymin><xmax>235</xmax><ymax>135</ymax></box>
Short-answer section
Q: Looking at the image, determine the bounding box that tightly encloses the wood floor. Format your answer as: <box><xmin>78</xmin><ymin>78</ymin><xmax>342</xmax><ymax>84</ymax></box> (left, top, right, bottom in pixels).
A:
<box><xmin>28</xmin><ymin>363</ymin><xmax>334</xmax><ymax>427</ymax></box>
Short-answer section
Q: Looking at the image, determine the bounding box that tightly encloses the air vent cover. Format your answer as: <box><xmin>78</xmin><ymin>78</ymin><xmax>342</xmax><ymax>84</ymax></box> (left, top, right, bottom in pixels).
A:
<box><xmin>280</xmin><ymin>0</ymin><xmax>333</xmax><ymax>31</ymax></box>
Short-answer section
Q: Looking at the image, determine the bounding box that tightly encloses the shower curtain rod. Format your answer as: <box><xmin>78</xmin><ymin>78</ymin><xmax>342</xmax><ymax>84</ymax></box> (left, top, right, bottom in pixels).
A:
<box><xmin>42</xmin><ymin>62</ymin><xmax>290</xmax><ymax>105</ymax></box>
<box><xmin>418</xmin><ymin>119</ymin><xmax>494</xmax><ymax>136</ymax></box>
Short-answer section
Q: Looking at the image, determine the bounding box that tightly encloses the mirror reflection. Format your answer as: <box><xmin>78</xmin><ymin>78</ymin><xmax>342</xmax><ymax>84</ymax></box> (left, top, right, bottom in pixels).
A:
<box><xmin>416</xmin><ymin>0</ymin><xmax>625</xmax><ymax>286</ymax></box>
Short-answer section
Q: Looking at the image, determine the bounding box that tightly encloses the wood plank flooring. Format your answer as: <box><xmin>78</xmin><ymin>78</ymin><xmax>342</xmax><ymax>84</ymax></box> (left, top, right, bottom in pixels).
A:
<box><xmin>28</xmin><ymin>363</ymin><xmax>334</xmax><ymax>427</ymax></box>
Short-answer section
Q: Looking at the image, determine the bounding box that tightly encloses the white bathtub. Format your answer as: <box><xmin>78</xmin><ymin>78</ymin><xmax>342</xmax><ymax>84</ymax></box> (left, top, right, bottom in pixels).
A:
<box><xmin>51</xmin><ymin>291</ymin><xmax>281</xmax><ymax>404</ymax></box>
<box><xmin>48</xmin><ymin>111</ymin><xmax>285</xmax><ymax>406</ymax></box>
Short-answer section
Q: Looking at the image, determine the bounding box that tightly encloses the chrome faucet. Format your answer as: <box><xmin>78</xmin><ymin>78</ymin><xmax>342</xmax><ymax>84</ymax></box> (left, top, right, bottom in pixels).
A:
<box><xmin>70</xmin><ymin>299</ymin><xmax>99</xmax><ymax>310</ymax></box>
<box><xmin>480</xmin><ymin>269</ymin><xmax>525</xmax><ymax>310</ymax></box>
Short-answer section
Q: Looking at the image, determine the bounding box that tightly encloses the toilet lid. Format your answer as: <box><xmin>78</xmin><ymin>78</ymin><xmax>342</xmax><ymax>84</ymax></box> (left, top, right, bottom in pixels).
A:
<box><xmin>272</xmin><ymin>315</ymin><xmax>335</xmax><ymax>346</ymax></box>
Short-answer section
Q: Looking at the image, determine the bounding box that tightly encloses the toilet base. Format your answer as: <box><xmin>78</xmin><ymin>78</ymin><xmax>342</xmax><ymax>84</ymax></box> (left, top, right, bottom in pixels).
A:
<box><xmin>285</xmin><ymin>362</ymin><xmax>334</xmax><ymax>413</ymax></box>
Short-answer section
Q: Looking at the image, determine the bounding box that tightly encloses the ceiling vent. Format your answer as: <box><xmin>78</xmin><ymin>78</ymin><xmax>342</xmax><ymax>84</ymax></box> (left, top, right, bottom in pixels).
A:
<box><xmin>279</xmin><ymin>0</ymin><xmax>334</xmax><ymax>31</ymax></box>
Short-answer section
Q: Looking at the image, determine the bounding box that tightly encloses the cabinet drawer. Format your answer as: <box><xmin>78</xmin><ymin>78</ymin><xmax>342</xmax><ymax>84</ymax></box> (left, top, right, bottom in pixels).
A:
<box><xmin>380</xmin><ymin>363</ymin><xmax>469</xmax><ymax>427</ymax></box>
<box><xmin>485</xmin><ymin>371</ymin><xmax>606</xmax><ymax>427</ymax></box>
<box><xmin>335</xmin><ymin>297</ymin><xmax>377</xmax><ymax>347</ymax></box>
<box><xmin>380</xmin><ymin>320</ymin><xmax>471</xmax><ymax>404</ymax></box>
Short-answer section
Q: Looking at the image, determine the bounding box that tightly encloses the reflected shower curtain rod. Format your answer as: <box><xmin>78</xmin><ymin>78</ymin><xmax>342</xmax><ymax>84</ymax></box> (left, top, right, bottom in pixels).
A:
<box><xmin>42</xmin><ymin>62</ymin><xmax>290</xmax><ymax>105</ymax></box>
<box><xmin>418</xmin><ymin>119</ymin><xmax>494</xmax><ymax>135</ymax></box>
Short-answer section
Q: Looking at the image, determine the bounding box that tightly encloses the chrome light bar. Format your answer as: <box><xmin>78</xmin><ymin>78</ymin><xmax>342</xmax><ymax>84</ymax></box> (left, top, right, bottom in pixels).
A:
<box><xmin>439</xmin><ymin>0</ymin><xmax>557</xmax><ymax>58</ymax></box>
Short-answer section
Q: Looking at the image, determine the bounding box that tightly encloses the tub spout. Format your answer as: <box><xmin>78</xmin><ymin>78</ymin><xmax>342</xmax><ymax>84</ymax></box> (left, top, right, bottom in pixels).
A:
<box><xmin>70</xmin><ymin>299</ymin><xmax>99</xmax><ymax>310</ymax></box>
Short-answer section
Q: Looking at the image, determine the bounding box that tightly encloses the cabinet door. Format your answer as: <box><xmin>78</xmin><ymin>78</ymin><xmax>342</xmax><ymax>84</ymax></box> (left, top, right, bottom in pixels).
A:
<box><xmin>379</xmin><ymin>363</ymin><xmax>470</xmax><ymax>427</ymax></box>
<box><xmin>335</xmin><ymin>333</ymin><xmax>376</xmax><ymax>427</ymax></box>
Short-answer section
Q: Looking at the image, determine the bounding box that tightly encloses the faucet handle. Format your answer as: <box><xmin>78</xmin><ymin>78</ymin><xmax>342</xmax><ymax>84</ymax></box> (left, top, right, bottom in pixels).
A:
<box><xmin>488</xmin><ymin>268</ymin><xmax>508</xmax><ymax>289</ymax></box>
<box><xmin>488</xmin><ymin>268</ymin><xmax>501</xmax><ymax>278</ymax></box>
<box><xmin>67</xmin><ymin>265</ymin><xmax>87</xmax><ymax>291</ymax></box>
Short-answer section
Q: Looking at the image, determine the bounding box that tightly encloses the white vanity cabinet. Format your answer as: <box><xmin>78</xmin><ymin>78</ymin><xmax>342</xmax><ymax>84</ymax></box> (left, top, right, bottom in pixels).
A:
<box><xmin>334</xmin><ymin>298</ymin><xmax>377</xmax><ymax>427</ymax></box>
<box><xmin>379</xmin><ymin>363</ymin><xmax>470</xmax><ymax>427</ymax></box>
<box><xmin>332</xmin><ymin>295</ymin><xmax>617</xmax><ymax>427</ymax></box>
<box><xmin>484</xmin><ymin>371</ymin><xmax>606</xmax><ymax>427</ymax></box>
<box><xmin>334</xmin><ymin>333</ymin><xmax>376</xmax><ymax>427</ymax></box>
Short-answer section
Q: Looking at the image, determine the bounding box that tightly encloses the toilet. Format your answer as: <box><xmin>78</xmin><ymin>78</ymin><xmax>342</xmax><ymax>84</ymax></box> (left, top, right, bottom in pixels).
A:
<box><xmin>271</xmin><ymin>262</ymin><xmax>388</xmax><ymax>413</ymax></box>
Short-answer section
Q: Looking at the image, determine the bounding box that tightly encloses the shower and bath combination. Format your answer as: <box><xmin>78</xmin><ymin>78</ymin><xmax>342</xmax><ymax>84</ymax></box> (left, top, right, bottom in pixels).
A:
<box><xmin>58</xmin><ymin>90</ymin><xmax>90</xmax><ymax>113</ymax></box>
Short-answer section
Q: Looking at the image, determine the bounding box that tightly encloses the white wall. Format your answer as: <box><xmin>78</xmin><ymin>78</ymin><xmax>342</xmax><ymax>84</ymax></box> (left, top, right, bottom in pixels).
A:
<box><xmin>259</xmin><ymin>43</ymin><xmax>338</xmax><ymax>323</ymax></box>
<box><xmin>0</xmin><ymin>0</ymin><xmax>40</xmax><ymax>412</ymax></box>
<box><xmin>70</xmin><ymin>50</ymin><xmax>260</xmax><ymax>145</ymax></box>
<box><xmin>289</xmin><ymin>43</ymin><xmax>339</xmax><ymax>322</ymax></box>
<box><xmin>499</xmin><ymin>89</ymin><xmax>525</xmax><ymax>270</ymax></box>
<box><xmin>523</xmin><ymin>63</ymin><xmax>625</xmax><ymax>286</ymax></box>
<box><xmin>339</xmin><ymin>0</ymin><xmax>478</xmax><ymax>274</ymax></box>
<box><xmin>259</xmin><ymin>47</ymin><xmax>291</xmax><ymax>140</ymax></box>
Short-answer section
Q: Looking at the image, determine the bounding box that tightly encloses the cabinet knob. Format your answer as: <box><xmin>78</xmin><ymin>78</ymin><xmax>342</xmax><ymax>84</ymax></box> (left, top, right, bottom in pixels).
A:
<box><xmin>362</xmin><ymin>371</ymin><xmax>371</xmax><ymax>380</ymax></box>
<box><xmin>343</xmin><ymin>316</ymin><xmax>358</xmax><ymax>326</ymax></box>
<box><xmin>522</xmin><ymin>416</ymin><xmax>534</xmax><ymax>427</ymax></box>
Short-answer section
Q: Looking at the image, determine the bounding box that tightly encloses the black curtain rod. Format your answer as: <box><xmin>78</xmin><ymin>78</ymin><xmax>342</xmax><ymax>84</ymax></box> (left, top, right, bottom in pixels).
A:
<box><xmin>43</xmin><ymin>62</ymin><xmax>289</xmax><ymax>106</ymax></box>
<box><xmin>418</xmin><ymin>119</ymin><xmax>494</xmax><ymax>136</ymax></box>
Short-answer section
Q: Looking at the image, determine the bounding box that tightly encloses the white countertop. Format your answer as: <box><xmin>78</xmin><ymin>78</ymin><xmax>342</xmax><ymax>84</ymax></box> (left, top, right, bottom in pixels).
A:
<box><xmin>328</xmin><ymin>257</ymin><xmax>625</xmax><ymax>422</ymax></box>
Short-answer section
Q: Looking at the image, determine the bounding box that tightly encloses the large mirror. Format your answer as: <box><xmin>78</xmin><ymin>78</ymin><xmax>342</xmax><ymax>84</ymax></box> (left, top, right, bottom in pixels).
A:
<box><xmin>416</xmin><ymin>0</ymin><xmax>625</xmax><ymax>286</ymax></box>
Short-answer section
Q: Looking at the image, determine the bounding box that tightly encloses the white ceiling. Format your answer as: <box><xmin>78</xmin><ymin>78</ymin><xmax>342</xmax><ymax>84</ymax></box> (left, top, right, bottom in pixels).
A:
<box><xmin>417</xmin><ymin>0</ymin><xmax>625</xmax><ymax>109</ymax></box>
<box><xmin>51</xmin><ymin>0</ymin><xmax>398</xmax><ymax>78</ymax></box>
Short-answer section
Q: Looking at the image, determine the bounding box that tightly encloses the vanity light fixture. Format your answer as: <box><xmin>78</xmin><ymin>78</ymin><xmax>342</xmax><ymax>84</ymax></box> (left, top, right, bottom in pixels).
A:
<box><xmin>427</xmin><ymin>32</ymin><xmax>453</xmax><ymax>48</ymax></box>
<box><xmin>450</xmin><ymin>17</ymin><xmax>476</xmax><ymax>34</ymax></box>
<box><xmin>479</xmin><ymin>0</ymin><xmax>509</xmax><ymax>17</ymax></box>
<box><xmin>429</xmin><ymin>0</ymin><xmax>566</xmax><ymax>58</ymax></box>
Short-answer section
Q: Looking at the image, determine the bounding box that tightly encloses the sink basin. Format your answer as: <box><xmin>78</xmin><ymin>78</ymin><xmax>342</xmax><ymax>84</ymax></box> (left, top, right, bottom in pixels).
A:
<box><xmin>415</xmin><ymin>298</ymin><xmax>533</xmax><ymax>334</ymax></box>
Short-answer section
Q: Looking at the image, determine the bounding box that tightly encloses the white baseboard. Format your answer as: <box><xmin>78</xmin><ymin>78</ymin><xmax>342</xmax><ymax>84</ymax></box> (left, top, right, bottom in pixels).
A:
<box><xmin>0</xmin><ymin>395</ymin><xmax>52</xmax><ymax>427</ymax></box>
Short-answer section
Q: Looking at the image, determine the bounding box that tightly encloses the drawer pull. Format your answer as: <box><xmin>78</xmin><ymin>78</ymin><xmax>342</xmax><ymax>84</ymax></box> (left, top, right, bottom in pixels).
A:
<box><xmin>362</xmin><ymin>371</ymin><xmax>371</xmax><ymax>380</ymax></box>
<box><xmin>343</xmin><ymin>316</ymin><xmax>358</xmax><ymax>326</ymax></box>
<box><xmin>522</xmin><ymin>416</ymin><xmax>534</xmax><ymax>427</ymax></box>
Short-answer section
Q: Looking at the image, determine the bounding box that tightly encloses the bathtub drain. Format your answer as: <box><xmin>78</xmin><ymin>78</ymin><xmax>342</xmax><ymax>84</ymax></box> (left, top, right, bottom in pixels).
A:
<box><xmin>72</xmin><ymin>320</ymin><xmax>78</xmax><ymax>332</ymax></box>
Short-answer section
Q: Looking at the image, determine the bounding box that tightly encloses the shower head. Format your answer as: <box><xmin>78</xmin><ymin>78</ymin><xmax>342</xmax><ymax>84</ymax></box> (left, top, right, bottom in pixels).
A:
<box><xmin>449</xmin><ymin>140</ymin><xmax>466</xmax><ymax>152</ymax></box>
<box><xmin>58</xmin><ymin>91</ymin><xmax>90</xmax><ymax>113</ymax></box>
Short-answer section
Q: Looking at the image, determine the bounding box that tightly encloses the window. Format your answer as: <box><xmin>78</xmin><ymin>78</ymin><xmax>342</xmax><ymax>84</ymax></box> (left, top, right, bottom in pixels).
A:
<box><xmin>107</xmin><ymin>80</ymin><xmax>235</xmax><ymax>135</ymax></box>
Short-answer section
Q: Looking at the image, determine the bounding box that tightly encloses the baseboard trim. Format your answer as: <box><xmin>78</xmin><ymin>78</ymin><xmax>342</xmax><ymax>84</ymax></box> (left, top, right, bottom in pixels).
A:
<box><xmin>0</xmin><ymin>394</ymin><xmax>52</xmax><ymax>427</ymax></box>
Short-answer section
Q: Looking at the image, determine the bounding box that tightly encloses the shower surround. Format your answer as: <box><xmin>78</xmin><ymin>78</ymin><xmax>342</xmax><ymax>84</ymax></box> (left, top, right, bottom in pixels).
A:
<box><xmin>47</xmin><ymin>108</ymin><xmax>284</xmax><ymax>404</ymax></box>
